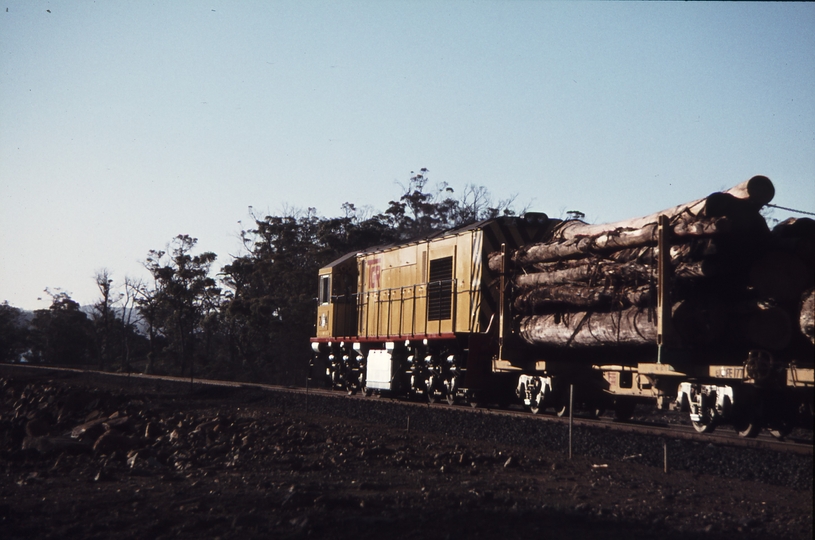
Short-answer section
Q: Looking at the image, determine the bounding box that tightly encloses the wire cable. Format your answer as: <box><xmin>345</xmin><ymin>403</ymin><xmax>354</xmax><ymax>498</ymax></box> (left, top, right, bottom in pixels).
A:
<box><xmin>765</xmin><ymin>204</ymin><xmax>815</xmax><ymax>217</ymax></box>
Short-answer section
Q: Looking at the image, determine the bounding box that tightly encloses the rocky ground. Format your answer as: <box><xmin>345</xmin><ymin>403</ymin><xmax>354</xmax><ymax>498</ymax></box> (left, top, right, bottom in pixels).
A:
<box><xmin>1</xmin><ymin>365</ymin><xmax>812</xmax><ymax>540</ymax></box>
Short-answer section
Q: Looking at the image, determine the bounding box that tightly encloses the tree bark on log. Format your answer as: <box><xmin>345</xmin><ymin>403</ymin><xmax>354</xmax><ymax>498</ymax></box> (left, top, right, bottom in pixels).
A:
<box><xmin>514</xmin><ymin>285</ymin><xmax>613</xmax><ymax>311</ymax></box>
<box><xmin>519</xmin><ymin>300</ymin><xmax>729</xmax><ymax>348</ymax></box>
<box><xmin>672</xmin><ymin>216</ymin><xmax>732</xmax><ymax>237</ymax></box>
<box><xmin>550</xmin><ymin>176</ymin><xmax>773</xmax><ymax>241</ymax></box>
<box><xmin>740</xmin><ymin>304</ymin><xmax>792</xmax><ymax>351</ymax></box>
<box><xmin>492</xmin><ymin>175</ymin><xmax>801</xmax><ymax>356</ymax></box>
<box><xmin>489</xmin><ymin>239</ymin><xmax>717</xmax><ymax>274</ymax></box>
<box><xmin>514</xmin><ymin>215</ymin><xmax>748</xmax><ymax>265</ymax></box>
<box><xmin>519</xmin><ymin>307</ymin><xmax>658</xmax><ymax>348</ymax></box>
<box><xmin>800</xmin><ymin>289</ymin><xmax>815</xmax><ymax>345</ymax></box>
<box><xmin>749</xmin><ymin>251</ymin><xmax>814</xmax><ymax>305</ymax></box>
<box><xmin>512</xmin><ymin>178</ymin><xmax>772</xmax><ymax>266</ymax></box>
<box><xmin>514</xmin><ymin>284</ymin><xmax>650</xmax><ymax>313</ymax></box>
<box><xmin>518</xmin><ymin>299</ymin><xmax>789</xmax><ymax>350</ymax></box>
<box><xmin>512</xmin><ymin>259</ymin><xmax>718</xmax><ymax>289</ymax></box>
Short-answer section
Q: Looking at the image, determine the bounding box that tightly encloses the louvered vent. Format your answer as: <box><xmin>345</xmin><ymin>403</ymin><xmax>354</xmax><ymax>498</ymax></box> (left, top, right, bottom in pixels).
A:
<box><xmin>427</xmin><ymin>256</ymin><xmax>453</xmax><ymax>321</ymax></box>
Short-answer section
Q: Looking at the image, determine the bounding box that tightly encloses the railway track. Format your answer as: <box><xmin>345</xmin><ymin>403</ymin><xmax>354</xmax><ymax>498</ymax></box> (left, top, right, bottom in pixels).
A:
<box><xmin>3</xmin><ymin>363</ymin><xmax>811</xmax><ymax>457</ymax></box>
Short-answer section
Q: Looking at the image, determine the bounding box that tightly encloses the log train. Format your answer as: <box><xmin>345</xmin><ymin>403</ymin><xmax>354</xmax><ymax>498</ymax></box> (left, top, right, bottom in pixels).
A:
<box><xmin>310</xmin><ymin>176</ymin><xmax>814</xmax><ymax>438</ymax></box>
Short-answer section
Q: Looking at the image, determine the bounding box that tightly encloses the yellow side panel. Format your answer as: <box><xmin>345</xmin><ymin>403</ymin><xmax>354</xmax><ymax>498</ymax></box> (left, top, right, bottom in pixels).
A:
<box><xmin>355</xmin><ymin>228</ymin><xmax>484</xmax><ymax>339</ymax></box>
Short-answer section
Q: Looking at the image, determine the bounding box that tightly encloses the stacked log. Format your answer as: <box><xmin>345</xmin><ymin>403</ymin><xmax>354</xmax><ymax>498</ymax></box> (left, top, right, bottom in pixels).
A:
<box><xmin>801</xmin><ymin>289</ymin><xmax>815</xmax><ymax>345</ymax></box>
<box><xmin>493</xmin><ymin>176</ymin><xmax>814</xmax><ymax>355</ymax></box>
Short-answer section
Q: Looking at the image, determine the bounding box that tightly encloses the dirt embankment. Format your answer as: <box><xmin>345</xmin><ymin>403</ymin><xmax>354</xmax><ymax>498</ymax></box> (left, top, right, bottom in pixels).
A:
<box><xmin>1</xmin><ymin>366</ymin><xmax>812</xmax><ymax>540</ymax></box>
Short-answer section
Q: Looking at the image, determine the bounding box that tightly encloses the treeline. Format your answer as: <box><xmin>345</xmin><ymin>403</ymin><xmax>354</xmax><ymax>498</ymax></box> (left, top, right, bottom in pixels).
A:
<box><xmin>0</xmin><ymin>171</ymin><xmax>517</xmax><ymax>384</ymax></box>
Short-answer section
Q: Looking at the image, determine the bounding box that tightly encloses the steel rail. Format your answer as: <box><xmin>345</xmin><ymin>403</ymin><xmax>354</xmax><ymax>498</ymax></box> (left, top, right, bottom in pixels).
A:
<box><xmin>2</xmin><ymin>363</ymin><xmax>811</xmax><ymax>456</ymax></box>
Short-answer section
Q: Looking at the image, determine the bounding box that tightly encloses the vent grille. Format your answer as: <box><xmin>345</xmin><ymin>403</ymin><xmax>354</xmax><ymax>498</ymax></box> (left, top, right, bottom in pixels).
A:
<box><xmin>427</xmin><ymin>256</ymin><xmax>453</xmax><ymax>321</ymax></box>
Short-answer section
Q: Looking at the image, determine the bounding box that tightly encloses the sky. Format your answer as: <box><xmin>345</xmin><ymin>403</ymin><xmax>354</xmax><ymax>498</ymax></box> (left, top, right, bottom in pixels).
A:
<box><xmin>1</xmin><ymin>1</ymin><xmax>814</xmax><ymax>311</ymax></box>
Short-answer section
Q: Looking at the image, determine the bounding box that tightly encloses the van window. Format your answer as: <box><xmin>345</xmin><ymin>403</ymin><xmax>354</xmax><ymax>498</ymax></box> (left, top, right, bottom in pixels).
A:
<box><xmin>319</xmin><ymin>275</ymin><xmax>331</xmax><ymax>305</ymax></box>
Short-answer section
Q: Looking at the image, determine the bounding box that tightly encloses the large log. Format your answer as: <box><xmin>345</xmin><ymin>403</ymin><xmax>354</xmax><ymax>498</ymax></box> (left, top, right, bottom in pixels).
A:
<box><xmin>800</xmin><ymin>289</ymin><xmax>815</xmax><ymax>345</ymax></box>
<box><xmin>514</xmin><ymin>214</ymin><xmax>755</xmax><ymax>265</ymax></box>
<box><xmin>514</xmin><ymin>284</ymin><xmax>613</xmax><ymax>312</ymax></box>
<box><xmin>742</xmin><ymin>304</ymin><xmax>792</xmax><ymax>351</ymax></box>
<box><xmin>513</xmin><ymin>259</ymin><xmax>719</xmax><ymax>289</ymax></box>
<box><xmin>519</xmin><ymin>307</ymin><xmax>658</xmax><ymax>348</ymax></box>
<box><xmin>489</xmin><ymin>239</ymin><xmax>716</xmax><ymax>274</ymax></box>
<box><xmin>772</xmin><ymin>217</ymin><xmax>815</xmax><ymax>239</ymax></box>
<box><xmin>515</xmin><ymin>219</ymin><xmax>766</xmax><ymax>265</ymax></box>
<box><xmin>518</xmin><ymin>299</ymin><xmax>790</xmax><ymax>351</ymax></box>
<box><xmin>749</xmin><ymin>250</ymin><xmax>814</xmax><ymax>305</ymax></box>
<box><xmin>672</xmin><ymin>216</ymin><xmax>732</xmax><ymax>237</ymax></box>
<box><xmin>513</xmin><ymin>177</ymin><xmax>772</xmax><ymax>265</ymax></box>
<box><xmin>514</xmin><ymin>262</ymin><xmax>647</xmax><ymax>288</ymax></box>
<box><xmin>772</xmin><ymin>217</ymin><xmax>815</xmax><ymax>266</ymax></box>
<box><xmin>551</xmin><ymin>176</ymin><xmax>773</xmax><ymax>241</ymax></box>
<box><xmin>514</xmin><ymin>284</ymin><xmax>650</xmax><ymax>313</ymax></box>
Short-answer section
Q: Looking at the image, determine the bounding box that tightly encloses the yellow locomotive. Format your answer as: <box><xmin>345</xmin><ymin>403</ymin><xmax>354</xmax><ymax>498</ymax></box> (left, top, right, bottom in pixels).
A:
<box><xmin>310</xmin><ymin>213</ymin><xmax>551</xmax><ymax>404</ymax></box>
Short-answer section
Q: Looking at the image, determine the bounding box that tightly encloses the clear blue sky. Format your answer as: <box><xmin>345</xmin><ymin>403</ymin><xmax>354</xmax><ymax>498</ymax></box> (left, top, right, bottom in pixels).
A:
<box><xmin>2</xmin><ymin>1</ymin><xmax>814</xmax><ymax>310</ymax></box>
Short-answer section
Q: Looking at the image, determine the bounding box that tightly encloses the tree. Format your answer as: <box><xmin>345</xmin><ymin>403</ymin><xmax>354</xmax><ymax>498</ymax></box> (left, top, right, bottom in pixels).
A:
<box><xmin>119</xmin><ymin>276</ymin><xmax>145</xmax><ymax>371</ymax></box>
<box><xmin>91</xmin><ymin>268</ymin><xmax>119</xmax><ymax>370</ymax></box>
<box><xmin>382</xmin><ymin>169</ymin><xmax>517</xmax><ymax>240</ymax></box>
<box><xmin>0</xmin><ymin>302</ymin><xmax>30</xmax><ymax>363</ymax></box>
<box><xmin>29</xmin><ymin>290</ymin><xmax>93</xmax><ymax>365</ymax></box>
<box><xmin>141</xmin><ymin>235</ymin><xmax>220</xmax><ymax>376</ymax></box>
<box><xmin>220</xmin><ymin>211</ymin><xmax>327</xmax><ymax>382</ymax></box>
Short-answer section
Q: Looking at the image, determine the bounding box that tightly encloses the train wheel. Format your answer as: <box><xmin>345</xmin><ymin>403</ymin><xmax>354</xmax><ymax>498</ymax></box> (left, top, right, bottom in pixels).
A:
<box><xmin>735</xmin><ymin>420</ymin><xmax>760</xmax><ymax>438</ymax></box>
<box><xmin>768</xmin><ymin>425</ymin><xmax>791</xmax><ymax>440</ymax></box>
<box><xmin>734</xmin><ymin>405</ymin><xmax>761</xmax><ymax>438</ymax></box>
<box><xmin>467</xmin><ymin>391</ymin><xmax>479</xmax><ymax>409</ymax></box>
<box><xmin>427</xmin><ymin>391</ymin><xmax>439</xmax><ymax>405</ymax></box>
<box><xmin>767</xmin><ymin>405</ymin><xmax>794</xmax><ymax>440</ymax></box>
<box><xmin>555</xmin><ymin>403</ymin><xmax>569</xmax><ymax>417</ymax></box>
<box><xmin>529</xmin><ymin>399</ymin><xmax>542</xmax><ymax>415</ymax></box>
<box><xmin>691</xmin><ymin>419</ymin><xmax>715</xmax><ymax>434</ymax></box>
<box><xmin>446</xmin><ymin>392</ymin><xmax>456</xmax><ymax>406</ymax></box>
<box><xmin>735</xmin><ymin>414</ymin><xmax>761</xmax><ymax>439</ymax></box>
<box><xmin>688</xmin><ymin>403</ymin><xmax>715</xmax><ymax>433</ymax></box>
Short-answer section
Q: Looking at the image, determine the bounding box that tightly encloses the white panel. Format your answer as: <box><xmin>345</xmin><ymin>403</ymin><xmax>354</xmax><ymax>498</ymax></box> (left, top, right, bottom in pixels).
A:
<box><xmin>366</xmin><ymin>349</ymin><xmax>393</xmax><ymax>390</ymax></box>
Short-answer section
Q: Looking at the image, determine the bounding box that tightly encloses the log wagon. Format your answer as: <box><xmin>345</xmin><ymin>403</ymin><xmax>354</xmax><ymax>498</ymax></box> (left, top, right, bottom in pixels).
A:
<box><xmin>310</xmin><ymin>176</ymin><xmax>814</xmax><ymax>438</ymax></box>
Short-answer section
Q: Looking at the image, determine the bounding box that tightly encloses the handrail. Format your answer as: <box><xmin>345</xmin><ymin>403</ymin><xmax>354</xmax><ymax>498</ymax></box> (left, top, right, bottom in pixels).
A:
<box><xmin>341</xmin><ymin>278</ymin><xmax>461</xmax><ymax>339</ymax></box>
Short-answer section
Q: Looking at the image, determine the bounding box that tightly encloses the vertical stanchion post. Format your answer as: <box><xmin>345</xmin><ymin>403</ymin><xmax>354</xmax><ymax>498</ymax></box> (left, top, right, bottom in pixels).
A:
<box><xmin>663</xmin><ymin>440</ymin><xmax>668</xmax><ymax>473</ymax></box>
<box><xmin>406</xmin><ymin>415</ymin><xmax>411</xmax><ymax>438</ymax></box>
<box><xmin>568</xmin><ymin>384</ymin><xmax>574</xmax><ymax>460</ymax></box>
<box><xmin>306</xmin><ymin>376</ymin><xmax>310</xmax><ymax>415</ymax></box>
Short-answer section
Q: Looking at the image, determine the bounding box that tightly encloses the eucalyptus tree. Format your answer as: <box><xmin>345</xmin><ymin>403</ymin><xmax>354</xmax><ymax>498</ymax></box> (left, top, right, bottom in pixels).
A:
<box><xmin>29</xmin><ymin>290</ymin><xmax>93</xmax><ymax>365</ymax></box>
<box><xmin>220</xmin><ymin>210</ymin><xmax>326</xmax><ymax>382</ymax></box>
<box><xmin>383</xmin><ymin>169</ymin><xmax>517</xmax><ymax>240</ymax></box>
<box><xmin>91</xmin><ymin>268</ymin><xmax>119</xmax><ymax>370</ymax></box>
<box><xmin>141</xmin><ymin>235</ymin><xmax>220</xmax><ymax>376</ymax></box>
<box><xmin>0</xmin><ymin>302</ymin><xmax>30</xmax><ymax>363</ymax></box>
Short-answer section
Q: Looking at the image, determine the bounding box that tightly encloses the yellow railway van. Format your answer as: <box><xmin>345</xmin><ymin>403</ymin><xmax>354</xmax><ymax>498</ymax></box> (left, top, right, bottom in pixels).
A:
<box><xmin>310</xmin><ymin>214</ymin><xmax>551</xmax><ymax>402</ymax></box>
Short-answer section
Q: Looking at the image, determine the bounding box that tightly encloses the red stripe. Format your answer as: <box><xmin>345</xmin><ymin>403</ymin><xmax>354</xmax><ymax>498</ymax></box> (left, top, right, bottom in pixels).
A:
<box><xmin>310</xmin><ymin>332</ymin><xmax>457</xmax><ymax>344</ymax></box>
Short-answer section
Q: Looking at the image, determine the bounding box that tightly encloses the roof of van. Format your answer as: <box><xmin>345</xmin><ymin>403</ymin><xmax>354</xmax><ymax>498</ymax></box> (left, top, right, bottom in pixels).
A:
<box><xmin>320</xmin><ymin>214</ymin><xmax>551</xmax><ymax>270</ymax></box>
